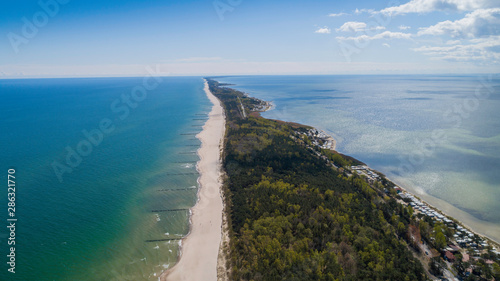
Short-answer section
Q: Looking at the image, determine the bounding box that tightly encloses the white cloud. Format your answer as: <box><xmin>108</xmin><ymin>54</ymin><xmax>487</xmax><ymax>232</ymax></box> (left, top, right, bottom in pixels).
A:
<box><xmin>373</xmin><ymin>31</ymin><xmax>413</xmax><ymax>39</ymax></box>
<box><xmin>329</xmin><ymin>12</ymin><xmax>348</xmax><ymax>17</ymax></box>
<box><xmin>336</xmin><ymin>31</ymin><xmax>412</xmax><ymax>41</ymax></box>
<box><xmin>417</xmin><ymin>8</ymin><xmax>500</xmax><ymax>38</ymax></box>
<box><xmin>332</xmin><ymin>0</ymin><xmax>500</xmax><ymax>67</ymax></box>
<box><xmin>354</xmin><ymin>8</ymin><xmax>375</xmax><ymax>15</ymax></box>
<box><xmin>412</xmin><ymin>8</ymin><xmax>500</xmax><ymax>63</ymax></box>
<box><xmin>413</xmin><ymin>36</ymin><xmax>500</xmax><ymax>62</ymax></box>
<box><xmin>337</xmin><ymin>21</ymin><xmax>367</xmax><ymax>32</ymax></box>
<box><xmin>315</xmin><ymin>27</ymin><xmax>331</xmax><ymax>34</ymax></box>
<box><xmin>336</xmin><ymin>22</ymin><xmax>386</xmax><ymax>32</ymax></box>
<box><xmin>380</xmin><ymin>0</ymin><xmax>498</xmax><ymax>15</ymax></box>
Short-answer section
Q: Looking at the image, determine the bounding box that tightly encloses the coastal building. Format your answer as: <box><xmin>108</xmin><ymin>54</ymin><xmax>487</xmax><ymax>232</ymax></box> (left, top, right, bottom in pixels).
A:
<box><xmin>444</xmin><ymin>251</ymin><xmax>456</xmax><ymax>262</ymax></box>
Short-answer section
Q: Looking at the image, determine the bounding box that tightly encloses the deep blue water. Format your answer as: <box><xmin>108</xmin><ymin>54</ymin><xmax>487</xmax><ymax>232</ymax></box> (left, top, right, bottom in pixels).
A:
<box><xmin>0</xmin><ymin>77</ymin><xmax>211</xmax><ymax>280</ymax></box>
<box><xmin>217</xmin><ymin>75</ymin><xmax>500</xmax><ymax>241</ymax></box>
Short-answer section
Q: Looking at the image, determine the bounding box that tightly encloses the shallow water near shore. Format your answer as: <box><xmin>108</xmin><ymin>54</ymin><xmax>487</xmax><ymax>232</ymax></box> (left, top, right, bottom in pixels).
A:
<box><xmin>0</xmin><ymin>77</ymin><xmax>211</xmax><ymax>280</ymax></box>
<box><xmin>217</xmin><ymin>75</ymin><xmax>500</xmax><ymax>243</ymax></box>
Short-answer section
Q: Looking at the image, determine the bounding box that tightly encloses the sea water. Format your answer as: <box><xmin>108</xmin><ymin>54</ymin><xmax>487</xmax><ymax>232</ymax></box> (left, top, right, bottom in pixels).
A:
<box><xmin>217</xmin><ymin>75</ymin><xmax>500</xmax><ymax>242</ymax></box>
<box><xmin>0</xmin><ymin>77</ymin><xmax>211</xmax><ymax>280</ymax></box>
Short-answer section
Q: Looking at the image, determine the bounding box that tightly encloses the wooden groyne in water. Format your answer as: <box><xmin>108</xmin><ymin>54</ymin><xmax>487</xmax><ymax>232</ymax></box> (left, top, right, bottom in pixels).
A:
<box><xmin>151</xmin><ymin>208</ymin><xmax>190</xmax><ymax>213</ymax></box>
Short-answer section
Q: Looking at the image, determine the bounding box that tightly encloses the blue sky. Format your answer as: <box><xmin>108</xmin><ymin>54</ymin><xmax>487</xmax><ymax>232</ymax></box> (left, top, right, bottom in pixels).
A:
<box><xmin>1</xmin><ymin>0</ymin><xmax>499</xmax><ymax>77</ymax></box>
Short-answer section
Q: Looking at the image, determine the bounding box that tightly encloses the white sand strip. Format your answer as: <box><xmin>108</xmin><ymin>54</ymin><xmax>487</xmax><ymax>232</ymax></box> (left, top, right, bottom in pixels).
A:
<box><xmin>162</xmin><ymin>79</ymin><xmax>226</xmax><ymax>281</ymax></box>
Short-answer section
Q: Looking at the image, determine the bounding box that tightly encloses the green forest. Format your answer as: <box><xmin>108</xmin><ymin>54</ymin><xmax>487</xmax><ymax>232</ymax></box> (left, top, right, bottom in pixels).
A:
<box><xmin>207</xmin><ymin>78</ymin><xmax>428</xmax><ymax>281</ymax></box>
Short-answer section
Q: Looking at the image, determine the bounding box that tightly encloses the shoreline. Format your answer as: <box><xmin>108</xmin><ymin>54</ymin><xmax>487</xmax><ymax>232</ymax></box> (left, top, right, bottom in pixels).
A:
<box><xmin>389</xmin><ymin>175</ymin><xmax>500</xmax><ymax>245</ymax></box>
<box><xmin>308</xmin><ymin>125</ymin><xmax>499</xmax><ymax>246</ymax></box>
<box><xmin>161</xmin><ymin>79</ymin><xmax>226</xmax><ymax>281</ymax></box>
<box><xmin>253</xmin><ymin>89</ymin><xmax>499</xmax><ymax>246</ymax></box>
<box><xmin>254</xmin><ymin>99</ymin><xmax>499</xmax><ymax>246</ymax></box>
<box><xmin>330</xmin><ymin>136</ymin><xmax>499</xmax><ymax>245</ymax></box>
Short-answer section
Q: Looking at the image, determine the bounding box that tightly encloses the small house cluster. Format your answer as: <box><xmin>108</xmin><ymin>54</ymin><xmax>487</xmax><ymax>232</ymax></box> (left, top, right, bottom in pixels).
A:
<box><xmin>350</xmin><ymin>165</ymin><xmax>380</xmax><ymax>182</ymax></box>
<box><xmin>400</xmin><ymin>192</ymin><xmax>453</xmax><ymax>224</ymax></box>
<box><xmin>302</xmin><ymin>128</ymin><xmax>335</xmax><ymax>150</ymax></box>
<box><xmin>398</xmin><ymin>189</ymin><xmax>499</xmax><ymax>279</ymax></box>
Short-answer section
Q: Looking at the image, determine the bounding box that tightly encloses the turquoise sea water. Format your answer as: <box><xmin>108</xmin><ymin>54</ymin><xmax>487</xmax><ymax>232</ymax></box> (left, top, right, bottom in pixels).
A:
<box><xmin>0</xmin><ymin>77</ymin><xmax>211</xmax><ymax>280</ymax></box>
<box><xmin>217</xmin><ymin>75</ymin><xmax>500</xmax><ymax>242</ymax></box>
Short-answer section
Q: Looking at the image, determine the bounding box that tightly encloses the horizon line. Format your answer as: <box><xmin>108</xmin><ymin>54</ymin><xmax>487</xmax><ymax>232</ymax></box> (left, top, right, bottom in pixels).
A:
<box><xmin>2</xmin><ymin>72</ymin><xmax>499</xmax><ymax>80</ymax></box>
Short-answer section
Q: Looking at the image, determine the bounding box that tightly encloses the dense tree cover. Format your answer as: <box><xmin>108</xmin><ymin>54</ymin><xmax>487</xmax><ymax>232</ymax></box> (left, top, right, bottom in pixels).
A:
<box><xmin>207</xmin><ymin>79</ymin><xmax>428</xmax><ymax>281</ymax></box>
<box><xmin>429</xmin><ymin>256</ymin><xmax>445</xmax><ymax>277</ymax></box>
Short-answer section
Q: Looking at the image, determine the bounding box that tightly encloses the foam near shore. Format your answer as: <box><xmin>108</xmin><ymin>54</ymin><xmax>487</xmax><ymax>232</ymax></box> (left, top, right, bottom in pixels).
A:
<box><xmin>161</xmin><ymin>79</ymin><xmax>226</xmax><ymax>281</ymax></box>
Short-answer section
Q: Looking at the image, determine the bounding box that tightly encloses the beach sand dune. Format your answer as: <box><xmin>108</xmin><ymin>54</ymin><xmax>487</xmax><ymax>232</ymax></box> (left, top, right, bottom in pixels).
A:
<box><xmin>161</xmin><ymin>80</ymin><xmax>226</xmax><ymax>281</ymax></box>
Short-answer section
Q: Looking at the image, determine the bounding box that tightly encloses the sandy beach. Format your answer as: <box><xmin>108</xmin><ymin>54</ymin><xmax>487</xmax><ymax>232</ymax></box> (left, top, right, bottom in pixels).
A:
<box><xmin>161</xmin><ymin>79</ymin><xmax>226</xmax><ymax>281</ymax></box>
